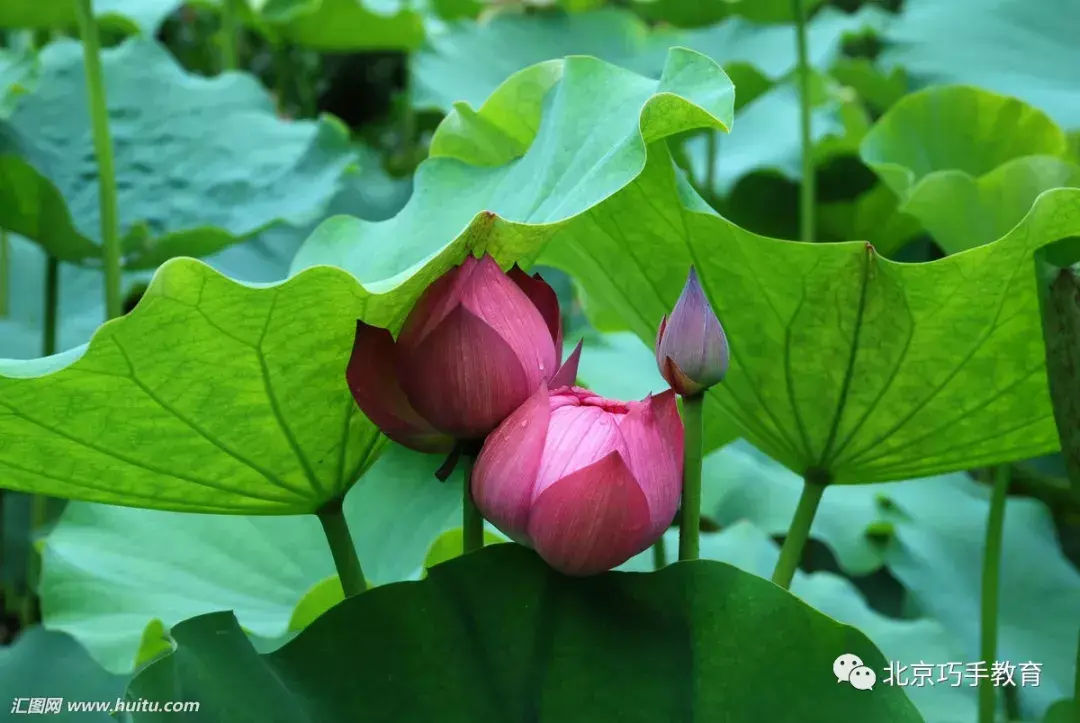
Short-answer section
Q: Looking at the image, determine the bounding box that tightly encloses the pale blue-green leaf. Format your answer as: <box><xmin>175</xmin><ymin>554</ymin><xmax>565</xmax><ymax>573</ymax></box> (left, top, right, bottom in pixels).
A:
<box><xmin>0</xmin><ymin>37</ymin><xmax>355</xmax><ymax>266</ymax></box>
<box><xmin>39</xmin><ymin>443</ymin><xmax>461</xmax><ymax>673</ymax></box>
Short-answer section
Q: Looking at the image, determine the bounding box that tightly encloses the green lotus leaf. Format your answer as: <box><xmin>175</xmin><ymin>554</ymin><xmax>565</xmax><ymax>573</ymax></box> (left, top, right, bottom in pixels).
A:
<box><xmin>413</xmin><ymin>6</ymin><xmax>887</xmax><ymax>112</ymax></box>
<box><xmin>251</xmin><ymin>0</ymin><xmax>424</xmax><ymax>51</ymax></box>
<box><xmin>860</xmin><ymin>85</ymin><xmax>1078</xmax><ymax>254</ymax></box>
<box><xmin>620</xmin><ymin>521</ymin><xmax>975</xmax><ymax>723</ymax></box>
<box><xmin>0</xmin><ymin>142</ymin><xmax>410</xmax><ymax>361</ymax></box>
<box><xmin>0</xmin><ymin>0</ymin><xmax>182</xmax><ymax>35</ymax></box>
<box><xmin>125</xmin><ymin>545</ymin><xmax>924</xmax><ymax>722</ymax></box>
<box><xmin>883</xmin><ymin>475</ymin><xmax>1080</xmax><ymax>719</ymax></box>
<box><xmin>881</xmin><ymin>0</ymin><xmax>1080</xmax><ymax>129</ymax></box>
<box><xmin>0</xmin><ymin>46</ymin><xmax>37</xmax><ymax>118</ymax></box>
<box><xmin>0</xmin><ymin>626</ymin><xmax>127</xmax><ymax>723</ymax></box>
<box><xmin>37</xmin><ymin>443</ymin><xmax>461</xmax><ymax>673</ymax></box>
<box><xmin>0</xmin><ymin>36</ymin><xmax>356</xmax><ymax>266</ymax></box>
<box><xmin>0</xmin><ymin>49</ymin><xmax>735</xmax><ymax>511</ymax></box>
<box><xmin>630</xmin><ymin>0</ymin><xmax>826</xmax><ymax>27</ymax></box>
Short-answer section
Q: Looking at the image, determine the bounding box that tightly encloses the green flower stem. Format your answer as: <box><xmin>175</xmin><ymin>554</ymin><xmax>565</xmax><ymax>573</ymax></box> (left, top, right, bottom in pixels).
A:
<box><xmin>790</xmin><ymin>0</ymin><xmax>815</xmax><ymax>243</ymax></box>
<box><xmin>0</xmin><ymin>228</ymin><xmax>9</xmax><ymax>317</ymax></box>
<box><xmin>678</xmin><ymin>393</ymin><xmax>705</xmax><ymax>561</ymax></box>
<box><xmin>73</xmin><ymin>0</ymin><xmax>122</xmax><ymax>321</ymax></box>
<box><xmin>978</xmin><ymin>464</ymin><xmax>1011</xmax><ymax>723</ymax></box>
<box><xmin>462</xmin><ymin>454</ymin><xmax>484</xmax><ymax>554</ymax></box>
<box><xmin>220</xmin><ymin>0</ymin><xmax>240</xmax><ymax>71</ymax></box>
<box><xmin>316</xmin><ymin>500</ymin><xmax>368</xmax><ymax>597</ymax></box>
<box><xmin>652</xmin><ymin>535</ymin><xmax>667</xmax><ymax>571</ymax></box>
<box><xmin>770</xmin><ymin>470</ymin><xmax>828</xmax><ymax>589</ymax></box>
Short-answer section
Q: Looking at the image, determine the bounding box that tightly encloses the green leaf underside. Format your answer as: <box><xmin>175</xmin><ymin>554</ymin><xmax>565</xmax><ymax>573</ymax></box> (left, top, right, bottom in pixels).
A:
<box><xmin>0</xmin><ymin>49</ymin><xmax>734</xmax><ymax>512</ymax></box>
<box><xmin>860</xmin><ymin>85</ymin><xmax>1079</xmax><ymax>254</ymax></box>
<box><xmin>0</xmin><ymin>0</ymin><xmax>181</xmax><ymax>35</ymax></box>
<box><xmin>0</xmin><ymin>37</ymin><xmax>354</xmax><ymax>267</ymax></box>
<box><xmin>254</xmin><ymin>0</ymin><xmax>424</xmax><ymax>51</ymax></box>
<box><xmin>126</xmin><ymin>545</ymin><xmax>923</xmax><ymax>722</ymax></box>
<box><xmin>413</xmin><ymin>6</ymin><xmax>888</xmax><ymax>112</ymax></box>
<box><xmin>38</xmin><ymin>444</ymin><xmax>461</xmax><ymax>673</ymax></box>
<box><xmin>881</xmin><ymin>0</ymin><xmax>1080</xmax><ymax>130</ymax></box>
<box><xmin>1</xmin><ymin>48</ymin><xmax>1077</xmax><ymax>514</ymax></box>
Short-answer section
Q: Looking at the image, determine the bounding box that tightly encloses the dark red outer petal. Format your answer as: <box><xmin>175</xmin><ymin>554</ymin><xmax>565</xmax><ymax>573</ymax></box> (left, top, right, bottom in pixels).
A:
<box><xmin>345</xmin><ymin>321</ymin><xmax>453</xmax><ymax>453</ymax></box>
<box><xmin>509</xmin><ymin>265</ymin><xmax>563</xmax><ymax>360</ymax></box>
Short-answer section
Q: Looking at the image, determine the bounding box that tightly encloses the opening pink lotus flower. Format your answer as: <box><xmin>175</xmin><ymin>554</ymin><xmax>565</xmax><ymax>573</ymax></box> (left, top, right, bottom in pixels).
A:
<box><xmin>472</xmin><ymin>385</ymin><xmax>684</xmax><ymax>576</ymax></box>
<box><xmin>655</xmin><ymin>267</ymin><xmax>729</xmax><ymax>397</ymax></box>
<box><xmin>346</xmin><ymin>254</ymin><xmax>581</xmax><ymax>453</ymax></box>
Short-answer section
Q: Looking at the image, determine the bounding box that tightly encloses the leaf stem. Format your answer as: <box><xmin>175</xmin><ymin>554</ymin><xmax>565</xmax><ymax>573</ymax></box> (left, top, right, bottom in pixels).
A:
<box><xmin>0</xmin><ymin>228</ymin><xmax>8</xmax><ymax>318</ymax></box>
<box><xmin>316</xmin><ymin>499</ymin><xmax>368</xmax><ymax>597</ymax></box>
<box><xmin>978</xmin><ymin>464</ymin><xmax>1010</xmax><ymax>723</ymax></box>
<box><xmin>791</xmin><ymin>0</ymin><xmax>815</xmax><ymax>243</ymax></box>
<box><xmin>462</xmin><ymin>454</ymin><xmax>483</xmax><ymax>554</ymax></box>
<box><xmin>770</xmin><ymin>469</ymin><xmax>827</xmax><ymax>589</ymax></box>
<box><xmin>652</xmin><ymin>535</ymin><xmax>667</xmax><ymax>570</ymax></box>
<box><xmin>220</xmin><ymin>0</ymin><xmax>240</xmax><ymax>71</ymax></box>
<box><xmin>43</xmin><ymin>256</ymin><xmax>58</xmax><ymax>356</ymax></box>
<box><xmin>73</xmin><ymin>0</ymin><xmax>122</xmax><ymax>321</ymax></box>
<box><xmin>704</xmin><ymin>130</ymin><xmax>717</xmax><ymax>197</ymax></box>
<box><xmin>678</xmin><ymin>393</ymin><xmax>705</xmax><ymax>561</ymax></box>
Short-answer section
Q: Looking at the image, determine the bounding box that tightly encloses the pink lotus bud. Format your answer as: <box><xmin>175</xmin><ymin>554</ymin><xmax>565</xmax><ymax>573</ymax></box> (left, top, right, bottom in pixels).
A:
<box><xmin>346</xmin><ymin>255</ymin><xmax>580</xmax><ymax>448</ymax></box>
<box><xmin>655</xmin><ymin>267</ymin><xmax>729</xmax><ymax>397</ymax></box>
<box><xmin>472</xmin><ymin>385</ymin><xmax>684</xmax><ymax>576</ymax></box>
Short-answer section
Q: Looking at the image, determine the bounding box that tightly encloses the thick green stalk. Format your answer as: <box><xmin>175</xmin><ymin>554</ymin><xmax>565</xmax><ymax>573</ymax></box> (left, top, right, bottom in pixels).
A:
<box><xmin>652</xmin><ymin>535</ymin><xmax>667</xmax><ymax>571</ymax></box>
<box><xmin>317</xmin><ymin>500</ymin><xmax>367</xmax><ymax>597</ymax></box>
<box><xmin>73</xmin><ymin>0</ymin><xmax>122</xmax><ymax>321</ymax></box>
<box><xmin>771</xmin><ymin>470</ymin><xmax>827</xmax><ymax>589</ymax></box>
<box><xmin>462</xmin><ymin>455</ymin><xmax>484</xmax><ymax>554</ymax></box>
<box><xmin>978</xmin><ymin>465</ymin><xmax>1011</xmax><ymax>723</ymax></box>
<box><xmin>790</xmin><ymin>0</ymin><xmax>815</xmax><ymax>243</ymax></box>
<box><xmin>678</xmin><ymin>393</ymin><xmax>705</xmax><ymax>561</ymax></box>
<box><xmin>0</xmin><ymin>228</ymin><xmax>8</xmax><ymax>317</ymax></box>
<box><xmin>220</xmin><ymin>0</ymin><xmax>240</xmax><ymax>71</ymax></box>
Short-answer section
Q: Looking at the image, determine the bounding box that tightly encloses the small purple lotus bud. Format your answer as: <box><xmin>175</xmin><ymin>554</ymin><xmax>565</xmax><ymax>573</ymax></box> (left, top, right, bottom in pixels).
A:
<box><xmin>654</xmin><ymin>267</ymin><xmax>729</xmax><ymax>397</ymax></box>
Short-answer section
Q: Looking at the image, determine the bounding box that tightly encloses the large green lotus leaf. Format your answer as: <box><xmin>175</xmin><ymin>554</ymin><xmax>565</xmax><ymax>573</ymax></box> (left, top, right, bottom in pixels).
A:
<box><xmin>881</xmin><ymin>0</ymin><xmax>1080</xmax><ymax>129</ymax></box>
<box><xmin>541</xmin><ymin>137</ymin><xmax>1080</xmax><ymax>480</ymax></box>
<box><xmin>0</xmin><ymin>36</ymin><xmax>355</xmax><ymax>267</ymax></box>
<box><xmin>314</xmin><ymin>45</ymin><xmax>1078</xmax><ymax>482</ymax></box>
<box><xmin>0</xmin><ymin>49</ymin><xmax>733</xmax><ymax>511</ymax></box>
<box><xmin>125</xmin><ymin>544</ymin><xmax>923</xmax><ymax>722</ymax></box>
<box><xmin>413</xmin><ymin>6</ymin><xmax>886</xmax><ymax>112</ymax></box>
<box><xmin>860</xmin><ymin>85</ymin><xmax>1076</xmax><ymax>254</ymax></box>
<box><xmin>818</xmin><ymin>183</ymin><xmax>924</xmax><ymax>258</ymax></box>
<box><xmin>630</xmin><ymin>0</ymin><xmax>826</xmax><ymax>27</ymax></box>
<box><xmin>883</xmin><ymin>475</ymin><xmax>1080</xmax><ymax>720</ymax></box>
<box><xmin>252</xmin><ymin>0</ymin><xmax>424</xmax><ymax>50</ymax></box>
<box><xmin>619</xmin><ymin>522</ymin><xmax>975</xmax><ymax>723</ymax></box>
<box><xmin>38</xmin><ymin>443</ymin><xmax>461</xmax><ymax>673</ymax></box>
<box><xmin>0</xmin><ymin>0</ymin><xmax>181</xmax><ymax>34</ymax></box>
<box><xmin>0</xmin><ymin>626</ymin><xmax>127</xmax><ymax>722</ymax></box>
<box><xmin>0</xmin><ymin>145</ymin><xmax>410</xmax><ymax>360</ymax></box>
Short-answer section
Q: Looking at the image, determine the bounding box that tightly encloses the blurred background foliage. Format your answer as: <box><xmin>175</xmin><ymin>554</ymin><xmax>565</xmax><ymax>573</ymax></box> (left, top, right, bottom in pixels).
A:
<box><xmin>0</xmin><ymin>0</ymin><xmax>1077</xmax><ymax>721</ymax></box>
